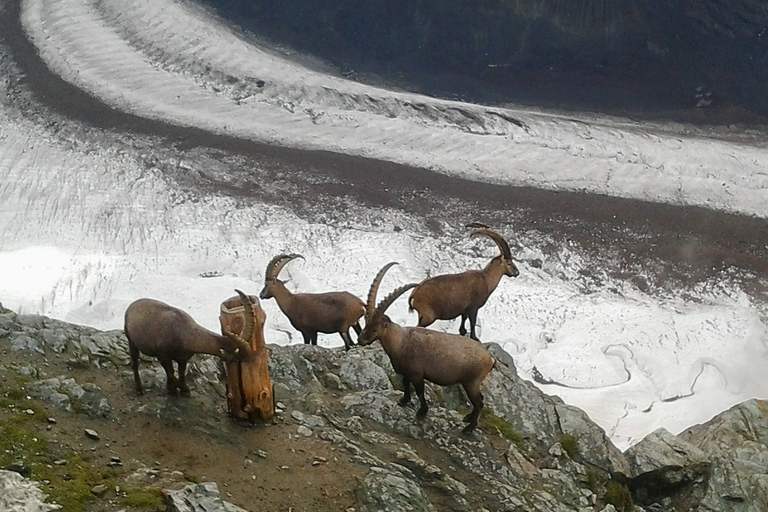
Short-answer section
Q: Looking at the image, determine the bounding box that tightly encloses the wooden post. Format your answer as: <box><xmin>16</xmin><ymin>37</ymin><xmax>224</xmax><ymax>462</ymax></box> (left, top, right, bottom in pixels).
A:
<box><xmin>219</xmin><ymin>294</ymin><xmax>274</xmax><ymax>423</ymax></box>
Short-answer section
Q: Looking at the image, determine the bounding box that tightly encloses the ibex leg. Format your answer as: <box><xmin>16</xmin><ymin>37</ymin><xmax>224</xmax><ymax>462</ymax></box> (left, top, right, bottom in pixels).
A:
<box><xmin>129</xmin><ymin>340</ymin><xmax>144</xmax><ymax>394</ymax></box>
<box><xmin>176</xmin><ymin>359</ymin><xmax>191</xmax><ymax>396</ymax></box>
<box><xmin>398</xmin><ymin>376</ymin><xmax>412</xmax><ymax>406</ymax></box>
<box><xmin>414</xmin><ymin>379</ymin><xmax>428</xmax><ymax>418</ymax></box>
<box><xmin>158</xmin><ymin>357</ymin><xmax>179</xmax><ymax>396</ymax></box>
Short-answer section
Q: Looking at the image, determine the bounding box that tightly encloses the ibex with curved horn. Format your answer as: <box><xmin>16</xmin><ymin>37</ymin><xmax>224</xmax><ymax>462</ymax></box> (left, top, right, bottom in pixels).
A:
<box><xmin>124</xmin><ymin>290</ymin><xmax>256</xmax><ymax>396</ymax></box>
<box><xmin>408</xmin><ymin>223</ymin><xmax>519</xmax><ymax>341</ymax></box>
<box><xmin>359</xmin><ymin>263</ymin><xmax>496</xmax><ymax>433</ymax></box>
<box><xmin>259</xmin><ymin>254</ymin><xmax>366</xmax><ymax>350</ymax></box>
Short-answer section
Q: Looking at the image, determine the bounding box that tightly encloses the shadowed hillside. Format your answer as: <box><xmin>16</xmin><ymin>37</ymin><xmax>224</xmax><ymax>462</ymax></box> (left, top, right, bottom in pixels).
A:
<box><xmin>200</xmin><ymin>0</ymin><xmax>768</xmax><ymax>122</ymax></box>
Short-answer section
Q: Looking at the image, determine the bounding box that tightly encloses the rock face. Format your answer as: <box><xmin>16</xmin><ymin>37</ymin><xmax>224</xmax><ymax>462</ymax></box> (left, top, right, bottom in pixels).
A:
<box><xmin>680</xmin><ymin>399</ymin><xmax>768</xmax><ymax>512</ymax></box>
<box><xmin>4</xmin><ymin>301</ymin><xmax>768</xmax><ymax>511</ymax></box>
<box><xmin>0</xmin><ymin>469</ymin><xmax>61</xmax><ymax>512</ymax></box>
<box><xmin>624</xmin><ymin>428</ymin><xmax>710</xmax><ymax>508</ymax></box>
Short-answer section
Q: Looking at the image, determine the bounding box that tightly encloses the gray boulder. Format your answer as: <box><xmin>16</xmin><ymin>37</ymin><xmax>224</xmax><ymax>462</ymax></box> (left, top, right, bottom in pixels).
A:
<box><xmin>680</xmin><ymin>399</ymin><xmax>768</xmax><ymax>512</ymax></box>
<box><xmin>624</xmin><ymin>427</ymin><xmax>710</xmax><ymax>506</ymax></box>
<box><xmin>165</xmin><ymin>481</ymin><xmax>248</xmax><ymax>512</ymax></box>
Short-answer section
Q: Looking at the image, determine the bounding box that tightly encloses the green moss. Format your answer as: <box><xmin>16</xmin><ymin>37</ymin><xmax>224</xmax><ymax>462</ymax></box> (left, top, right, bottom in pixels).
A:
<box><xmin>37</xmin><ymin>453</ymin><xmax>108</xmax><ymax>512</ymax></box>
<box><xmin>121</xmin><ymin>487</ymin><xmax>164</xmax><ymax>509</ymax></box>
<box><xmin>6</xmin><ymin>387</ymin><xmax>26</xmax><ymax>399</ymax></box>
<box><xmin>586</xmin><ymin>469</ymin><xmax>599</xmax><ymax>493</ymax></box>
<box><xmin>389</xmin><ymin>374</ymin><xmax>405</xmax><ymax>391</ymax></box>
<box><xmin>558</xmin><ymin>434</ymin><xmax>581</xmax><ymax>458</ymax></box>
<box><xmin>604</xmin><ymin>480</ymin><xmax>634</xmax><ymax>511</ymax></box>
<box><xmin>0</xmin><ymin>421</ymin><xmax>48</xmax><ymax>466</ymax></box>
<box><xmin>480</xmin><ymin>409</ymin><xmax>525</xmax><ymax>450</ymax></box>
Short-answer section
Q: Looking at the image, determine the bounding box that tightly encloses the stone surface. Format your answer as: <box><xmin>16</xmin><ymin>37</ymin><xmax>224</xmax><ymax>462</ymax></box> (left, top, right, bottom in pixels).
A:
<box><xmin>165</xmin><ymin>481</ymin><xmax>248</xmax><ymax>512</ymax></box>
<box><xmin>0</xmin><ymin>469</ymin><xmax>61</xmax><ymax>511</ymax></box>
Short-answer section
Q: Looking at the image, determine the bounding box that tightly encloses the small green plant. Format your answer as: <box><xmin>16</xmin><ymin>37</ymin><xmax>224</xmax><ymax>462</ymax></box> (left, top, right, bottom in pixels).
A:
<box><xmin>480</xmin><ymin>409</ymin><xmax>525</xmax><ymax>450</ymax></box>
<box><xmin>37</xmin><ymin>452</ymin><xmax>107</xmax><ymax>512</ymax></box>
<box><xmin>558</xmin><ymin>434</ymin><xmax>581</xmax><ymax>458</ymax></box>
<box><xmin>586</xmin><ymin>469</ymin><xmax>599</xmax><ymax>493</ymax></box>
<box><xmin>121</xmin><ymin>487</ymin><xmax>164</xmax><ymax>509</ymax></box>
<box><xmin>604</xmin><ymin>479</ymin><xmax>634</xmax><ymax>511</ymax></box>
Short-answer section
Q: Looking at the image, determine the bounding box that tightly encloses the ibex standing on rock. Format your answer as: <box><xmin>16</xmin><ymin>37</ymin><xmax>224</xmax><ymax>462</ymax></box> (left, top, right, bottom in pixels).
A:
<box><xmin>359</xmin><ymin>263</ymin><xmax>496</xmax><ymax>433</ymax></box>
<box><xmin>408</xmin><ymin>224</ymin><xmax>519</xmax><ymax>341</ymax></box>
<box><xmin>124</xmin><ymin>290</ymin><xmax>255</xmax><ymax>396</ymax></box>
<box><xmin>259</xmin><ymin>254</ymin><xmax>366</xmax><ymax>350</ymax></box>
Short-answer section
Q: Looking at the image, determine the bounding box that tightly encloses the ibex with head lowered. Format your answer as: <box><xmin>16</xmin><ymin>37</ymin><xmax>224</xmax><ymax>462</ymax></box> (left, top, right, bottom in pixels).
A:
<box><xmin>259</xmin><ymin>254</ymin><xmax>366</xmax><ymax>350</ymax></box>
<box><xmin>124</xmin><ymin>290</ymin><xmax>256</xmax><ymax>396</ymax></box>
<box><xmin>408</xmin><ymin>224</ymin><xmax>519</xmax><ymax>341</ymax></box>
<box><xmin>359</xmin><ymin>263</ymin><xmax>496</xmax><ymax>433</ymax></box>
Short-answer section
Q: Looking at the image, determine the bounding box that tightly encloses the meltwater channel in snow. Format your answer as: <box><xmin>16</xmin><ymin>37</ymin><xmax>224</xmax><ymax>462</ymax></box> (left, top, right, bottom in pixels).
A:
<box><xmin>0</xmin><ymin>0</ymin><xmax>767</xmax><ymax>449</ymax></box>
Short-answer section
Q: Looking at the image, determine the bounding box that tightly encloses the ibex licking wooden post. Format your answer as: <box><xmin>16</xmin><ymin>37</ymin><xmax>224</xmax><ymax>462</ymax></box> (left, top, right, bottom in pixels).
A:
<box><xmin>124</xmin><ymin>291</ymin><xmax>254</xmax><ymax>396</ymax></box>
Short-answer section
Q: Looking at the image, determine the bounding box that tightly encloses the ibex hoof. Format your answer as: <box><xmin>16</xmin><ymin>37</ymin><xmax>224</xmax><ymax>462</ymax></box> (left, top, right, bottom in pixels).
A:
<box><xmin>462</xmin><ymin>424</ymin><xmax>477</xmax><ymax>435</ymax></box>
<box><xmin>416</xmin><ymin>407</ymin><xmax>428</xmax><ymax>419</ymax></box>
<box><xmin>398</xmin><ymin>398</ymin><xmax>410</xmax><ymax>407</ymax></box>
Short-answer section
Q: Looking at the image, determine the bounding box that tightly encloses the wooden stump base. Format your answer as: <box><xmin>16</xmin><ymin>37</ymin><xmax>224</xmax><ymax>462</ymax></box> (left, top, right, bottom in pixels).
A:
<box><xmin>220</xmin><ymin>294</ymin><xmax>274</xmax><ymax>423</ymax></box>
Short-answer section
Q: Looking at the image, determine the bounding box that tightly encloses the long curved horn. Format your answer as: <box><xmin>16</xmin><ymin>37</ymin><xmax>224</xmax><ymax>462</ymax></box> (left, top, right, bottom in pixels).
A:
<box><xmin>366</xmin><ymin>262</ymin><xmax>398</xmax><ymax>320</ymax></box>
<box><xmin>372</xmin><ymin>283</ymin><xmax>419</xmax><ymax>322</ymax></box>
<box><xmin>471</xmin><ymin>228</ymin><xmax>512</xmax><ymax>260</ymax></box>
<box><xmin>265</xmin><ymin>254</ymin><xmax>304</xmax><ymax>282</ymax></box>
<box><xmin>222</xmin><ymin>289</ymin><xmax>256</xmax><ymax>353</ymax></box>
<box><xmin>234</xmin><ymin>289</ymin><xmax>256</xmax><ymax>345</ymax></box>
<box><xmin>466</xmin><ymin>221</ymin><xmax>491</xmax><ymax>230</ymax></box>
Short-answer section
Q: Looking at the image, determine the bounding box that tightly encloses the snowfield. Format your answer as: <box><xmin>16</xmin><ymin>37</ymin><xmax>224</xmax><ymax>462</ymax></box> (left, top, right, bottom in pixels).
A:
<box><xmin>1</xmin><ymin>0</ymin><xmax>767</xmax><ymax>449</ymax></box>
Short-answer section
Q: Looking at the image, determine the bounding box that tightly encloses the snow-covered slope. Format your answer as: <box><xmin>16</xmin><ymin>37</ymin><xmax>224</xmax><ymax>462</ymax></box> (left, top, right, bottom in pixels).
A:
<box><xmin>1</xmin><ymin>0</ymin><xmax>767</xmax><ymax>450</ymax></box>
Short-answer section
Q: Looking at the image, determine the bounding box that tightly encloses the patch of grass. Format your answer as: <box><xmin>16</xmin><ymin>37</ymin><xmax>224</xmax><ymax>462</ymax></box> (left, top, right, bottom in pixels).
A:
<box><xmin>0</xmin><ymin>421</ymin><xmax>48</xmax><ymax>467</ymax></box>
<box><xmin>604</xmin><ymin>480</ymin><xmax>634</xmax><ymax>511</ymax></box>
<box><xmin>6</xmin><ymin>387</ymin><xmax>26</xmax><ymax>399</ymax></box>
<box><xmin>558</xmin><ymin>434</ymin><xmax>581</xmax><ymax>458</ymax></box>
<box><xmin>480</xmin><ymin>409</ymin><xmax>525</xmax><ymax>450</ymax></box>
<box><xmin>121</xmin><ymin>487</ymin><xmax>164</xmax><ymax>509</ymax></box>
<box><xmin>388</xmin><ymin>374</ymin><xmax>405</xmax><ymax>391</ymax></box>
<box><xmin>185</xmin><ymin>473</ymin><xmax>200</xmax><ymax>484</ymax></box>
<box><xmin>586</xmin><ymin>469</ymin><xmax>599</xmax><ymax>493</ymax></box>
<box><xmin>37</xmin><ymin>452</ymin><xmax>110</xmax><ymax>512</ymax></box>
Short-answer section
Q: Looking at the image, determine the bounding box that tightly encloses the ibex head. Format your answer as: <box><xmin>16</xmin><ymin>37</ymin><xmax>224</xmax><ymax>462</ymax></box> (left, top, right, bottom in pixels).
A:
<box><xmin>359</xmin><ymin>262</ymin><xmax>417</xmax><ymax>346</ymax></box>
<box><xmin>468</xmin><ymin>224</ymin><xmax>519</xmax><ymax>277</ymax></box>
<box><xmin>259</xmin><ymin>254</ymin><xmax>304</xmax><ymax>299</ymax></box>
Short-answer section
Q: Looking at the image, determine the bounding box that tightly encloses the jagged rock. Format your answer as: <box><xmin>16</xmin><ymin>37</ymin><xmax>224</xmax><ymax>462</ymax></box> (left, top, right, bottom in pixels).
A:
<box><xmin>357</xmin><ymin>466</ymin><xmax>434</xmax><ymax>512</ymax></box>
<box><xmin>680</xmin><ymin>399</ymin><xmax>768</xmax><ymax>512</ymax></box>
<box><xmin>339</xmin><ymin>352</ymin><xmax>393</xmax><ymax>391</ymax></box>
<box><xmin>625</xmin><ymin>427</ymin><xmax>711</xmax><ymax>507</ymax></box>
<box><xmin>9</xmin><ymin>333</ymin><xmax>45</xmax><ymax>354</ymax></box>
<box><xmin>0</xmin><ymin>312</ymin><xmax>21</xmax><ymax>337</ymax></box>
<box><xmin>483</xmin><ymin>343</ymin><xmax>630</xmax><ymax>477</ymax></box>
<box><xmin>26</xmin><ymin>377</ymin><xmax>113</xmax><ymax>418</ymax></box>
<box><xmin>165</xmin><ymin>481</ymin><xmax>249</xmax><ymax>512</ymax></box>
<box><xmin>0</xmin><ymin>469</ymin><xmax>61</xmax><ymax>511</ymax></box>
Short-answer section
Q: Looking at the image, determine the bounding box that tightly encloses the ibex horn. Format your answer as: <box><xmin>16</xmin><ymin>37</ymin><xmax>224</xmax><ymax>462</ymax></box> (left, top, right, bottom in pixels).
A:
<box><xmin>366</xmin><ymin>262</ymin><xmax>398</xmax><ymax>320</ymax></box>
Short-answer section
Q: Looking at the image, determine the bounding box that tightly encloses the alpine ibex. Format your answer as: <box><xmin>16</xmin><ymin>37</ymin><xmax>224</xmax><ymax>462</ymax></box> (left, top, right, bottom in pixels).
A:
<box><xmin>408</xmin><ymin>224</ymin><xmax>519</xmax><ymax>341</ymax></box>
<box><xmin>259</xmin><ymin>254</ymin><xmax>366</xmax><ymax>350</ymax></box>
<box><xmin>124</xmin><ymin>290</ymin><xmax>256</xmax><ymax>396</ymax></box>
<box><xmin>359</xmin><ymin>263</ymin><xmax>496</xmax><ymax>433</ymax></box>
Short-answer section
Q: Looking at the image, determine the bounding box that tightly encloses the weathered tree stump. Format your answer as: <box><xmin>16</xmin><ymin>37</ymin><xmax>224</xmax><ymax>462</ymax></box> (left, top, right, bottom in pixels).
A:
<box><xmin>219</xmin><ymin>293</ymin><xmax>274</xmax><ymax>423</ymax></box>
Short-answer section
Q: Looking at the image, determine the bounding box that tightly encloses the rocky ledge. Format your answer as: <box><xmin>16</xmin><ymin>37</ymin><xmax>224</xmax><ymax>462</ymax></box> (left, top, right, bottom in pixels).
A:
<box><xmin>1</xmin><ymin>302</ymin><xmax>767</xmax><ymax>511</ymax></box>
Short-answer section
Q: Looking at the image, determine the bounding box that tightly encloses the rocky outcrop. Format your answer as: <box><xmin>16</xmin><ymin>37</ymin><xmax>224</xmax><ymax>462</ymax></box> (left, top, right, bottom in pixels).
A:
<box><xmin>3</xmin><ymin>302</ymin><xmax>768</xmax><ymax>511</ymax></box>
<box><xmin>624</xmin><ymin>428</ymin><xmax>711</xmax><ymax>508</ymax></box>
<box><xmin>680</xmin><ymin>399</ymin><xmax>768</xmax><ymax>512</ymax></box>
<box><xmin>0</xmin><ymin>469</ymin><xmax>61</xmax><ymax>512</ymax></box>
